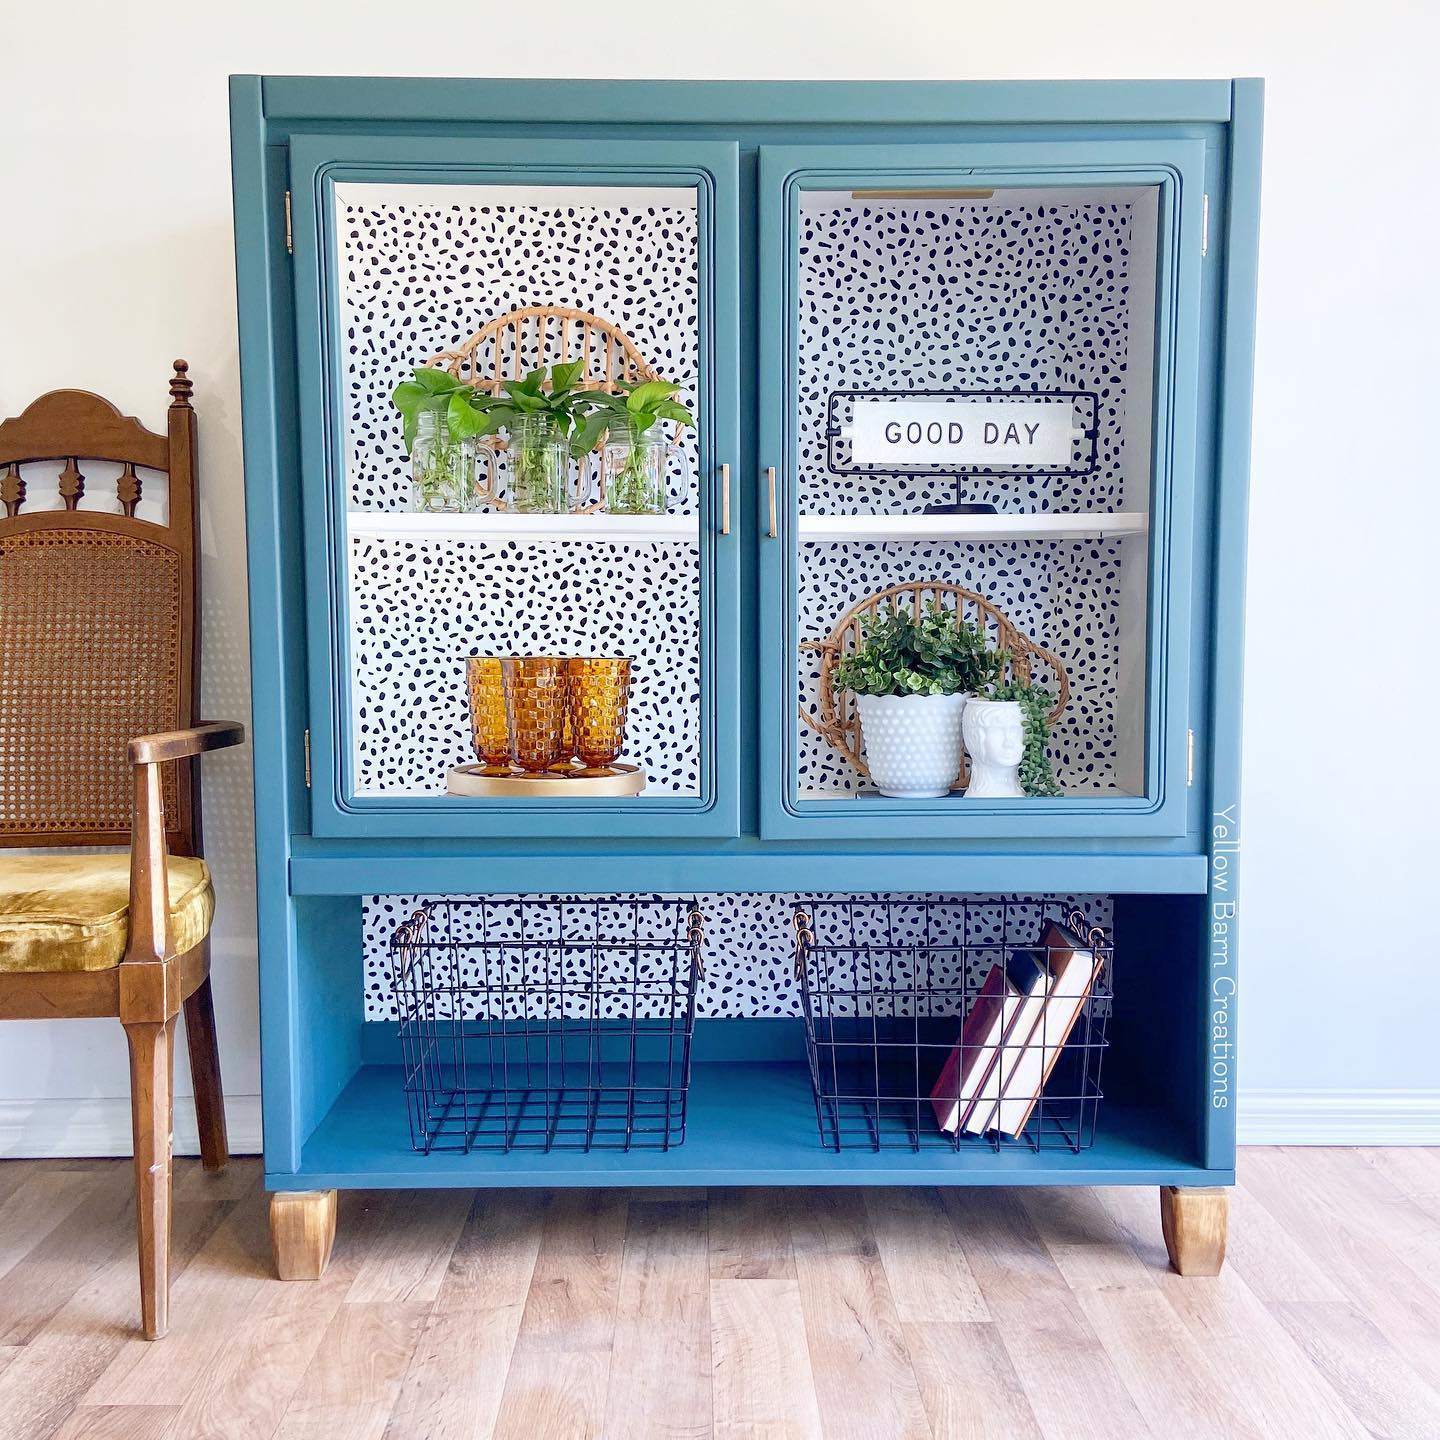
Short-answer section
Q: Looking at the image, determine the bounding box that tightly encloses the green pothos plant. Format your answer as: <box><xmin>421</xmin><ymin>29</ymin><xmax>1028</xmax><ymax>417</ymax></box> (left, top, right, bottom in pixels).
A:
<box><xmin>570</xmin><ymin>380</ymin><xmax>695</xmax><ymax>514</ymax></box>
<box><xmin>390</xmin><ymin>367</ymin><xmax>500</xmax><ymax>510</ymax></box>
<box><xmin>832</xmin><ymin>601</ymin><xmax>1004</xmax><ymax>697</ymax></box>
<box><xmin>983</xmin><ymin>679</ymin><xmax>1062</xmax><ymax>797</ymax></box>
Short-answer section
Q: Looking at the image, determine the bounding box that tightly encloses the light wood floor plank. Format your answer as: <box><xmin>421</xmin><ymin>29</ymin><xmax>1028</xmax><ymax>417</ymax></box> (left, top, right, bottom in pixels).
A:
<box><xmin>381</xmin><ymin>1191</ymin><xmax>543</xmax><ymax>1440</ymax></box>
<box><xmin>494</xmin><ymin>1349</ymin><xmax>610</xmax><ymax>1440</ymax></box>
<box><xmin>710</xmin><ymin>1277</ymin><xmax>823</xmax><ymax>1440</ymax></box>
<box><xmin>0</xmin><ymin>1198</ymin><xmax>227</xmax><ymax>1440</ymax></box>
<box><xmin>508</xmin><ymin>1188</ymin><xmax>629</xmax><ymax>1356</ymax></box>
<box><xmin>344</xmin><ymin>1188</ymin><xmax>473</xmax><ymax>1305</ymax></box>
<box><xmin>1242</xmin><ymin>1148</ymin><xmax>1440</xmax><ymax>1394</ymax></box>
<box><xmin>0</xmin><ymin>1169</ymin><xmax>99</xmax><ymax>1287</ymax></box>
<box><xmin>602</xmin><ymin>1199</ymin><xmax>712</xmax><ymax>1440</ymax></box>
<box><xmin>1356</xmin><ymin>1145</ymin><xmax>1440</xmax><ymax>1212</ymax></box>
<box><xmin>271</xmin><ymin>1300</ymin><xmax>430</xmax><ymax>1440</ymax></box>
<box><xmin>53</xmin><ymin>1404</ymin><xmax>180</xmax><ymax>1440</ymax></box>
<box><xmin>162</xmin><ymin>1191</ymin><xmax>387</xmax><ymax>1440</ymax></box>
<box><xmin>903</xmin><ymin>1320</ymin><xmax>1043</xmax><ymax>1440</ymax></box>
<box><xmin>1074</xmin><ymin>1285</ymin><xmax>1264</xmax><ymax>1439</ymax></box>
<box><xmin>942</xmin><ymin>1188</ymin><xmax>1152</xmax><ymax>1440</ymax></box>
<box><xmin>1156</xmin><ymin>1267</ymin><xmax>1371</xmax><ymax>1440</ymax></box>
<box><xmin>788</xmin><ymin>1188</ymin><xmax>931</xmax><ymax>1440</ymax></box>
<box><xmin>0</xmin><ymin>1163</ymin><xmax>136</xmax><ymax>1346</ymax></box>
<box><xmin>1270</xmin><ymin>1299</ymin><xmax>1440</xmax><ymax>1440</ymax></box>
<box><xmin>84</xmin><ymin>1170</ymin><xmax>268</xmax><ymax>1408</ymax></box>
<box><xmin>864</xmin><ymin>1187</ymin><xmax>989</xmax><ymax>1322</ymax></box>
<box><xmin>708</xmin><ymin>1187</ymin><xmax>796</xmax><ymax>1280</ymax></box>
<box><xmin>491</xmin><ymin>1189</ymin><xmax>629</xmax><ymax>1440</ymax></box>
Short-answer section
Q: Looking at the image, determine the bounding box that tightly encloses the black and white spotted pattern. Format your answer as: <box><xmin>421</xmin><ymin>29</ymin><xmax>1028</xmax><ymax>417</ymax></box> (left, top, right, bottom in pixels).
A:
<box><xmin>795</xmin><ymin>198</ymin><xmax>1137</xmax><ymax>794</ymax></box>
<box><xmin>363</xmin><ymin>892</ymin><xmax>1113</xmax><ymax>1020</ymax></box>
<box><xmin>338</xmin><ymin>189</ymin><xmax>703</xmax><ymax>794</ymax></box>
<box><xmin>338</xmin><ymin>192</ymin><xmax>699</xmax><ymax>511</ymax></box>
<box><xmin>349</xmin><ymin>537</ymin><xmax>701</xmax><ymax>797</ymax></box>
<box><xmin>339</xmin><ymin>190</ymin><xmax>1142</xmax><ymax>797</ymax></box>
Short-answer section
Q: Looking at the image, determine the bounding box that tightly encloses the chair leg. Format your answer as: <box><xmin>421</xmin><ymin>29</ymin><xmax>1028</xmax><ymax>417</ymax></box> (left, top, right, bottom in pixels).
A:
<box><xmin>124</xmin><ymin>1014</ymin><xmax>178</xmax><ymax>1340</ymax></box>
<box><xmin>182</xmin><ymin>956</ymin><xmax>229</xmax><ymax>1172</ymax></box>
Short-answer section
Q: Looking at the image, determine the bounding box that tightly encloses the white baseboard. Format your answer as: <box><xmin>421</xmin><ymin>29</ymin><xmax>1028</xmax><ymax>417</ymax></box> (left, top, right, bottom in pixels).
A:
<box><xmin>0</xmin><ymin>1094</ymin><xmax>262</xmax><ymax>1159</ymax></box>
<box><xmin>2</xmin><ymin>1088</ymin><xmax>1436</xmax><ymax>1158</ymax></box>
<box><xmin>1238</xmin><ymin>1088</ymin><xmax>1440</xmax><ymax>1146</ymax></box>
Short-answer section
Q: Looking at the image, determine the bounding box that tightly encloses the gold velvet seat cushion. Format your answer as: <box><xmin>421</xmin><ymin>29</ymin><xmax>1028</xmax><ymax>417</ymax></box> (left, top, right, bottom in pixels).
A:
<box><xmin>0</xmin><ymin>854</ymin><xmax>213</xmax><ymax>974</ymax></box>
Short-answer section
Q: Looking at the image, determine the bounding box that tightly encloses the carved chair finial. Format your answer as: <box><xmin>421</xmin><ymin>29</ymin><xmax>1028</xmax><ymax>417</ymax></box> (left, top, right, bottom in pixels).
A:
<box><xmin>169</xmin><ymin>360</ymin><xmax>193</xmax><ymax>409</ymax></box>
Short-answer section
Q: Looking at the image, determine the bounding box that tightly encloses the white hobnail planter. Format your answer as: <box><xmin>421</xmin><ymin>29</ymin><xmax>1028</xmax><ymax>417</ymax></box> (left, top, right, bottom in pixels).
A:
<box><xmin>855</xmin><ymin>692</ymin><xmax>967</xmax><ymax>799</ymax></box>
<box><xmin>961</xmin><ymin>699</ymin><xmax>1027</xmax><ymax>798</ymax></box>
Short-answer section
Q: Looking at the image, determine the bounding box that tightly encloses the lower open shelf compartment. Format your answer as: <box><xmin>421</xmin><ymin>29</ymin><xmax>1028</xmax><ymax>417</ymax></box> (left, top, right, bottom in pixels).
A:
<box><xmin>282</xmin><ymin>1056</ymin><xmax>1219</xmax><ymax>1189</ymax></box>
<box><xmin>274</xmin><ymin>888</ymin><xmax>1228</xmax><ymax>1189</ymax></box>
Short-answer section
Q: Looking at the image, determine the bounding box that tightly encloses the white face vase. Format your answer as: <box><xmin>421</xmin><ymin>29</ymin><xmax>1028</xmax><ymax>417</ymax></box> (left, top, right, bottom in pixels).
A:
<box><xmin>962</xmin><ymin>700</ymin><xmax>1027</xmax><ymax>798</ymax></box>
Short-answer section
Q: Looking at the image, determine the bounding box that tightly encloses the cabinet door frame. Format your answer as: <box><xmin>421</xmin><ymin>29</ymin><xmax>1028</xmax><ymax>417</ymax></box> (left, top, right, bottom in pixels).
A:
<box><xmin>757</xmin><ymin>138</ymin><xmax>1208</xmax><ymax>841</ymax></box>
<box><xmin>288</xmin><ymin>133</ymin><xmax>741</xmax><ymax>838</ymax></box>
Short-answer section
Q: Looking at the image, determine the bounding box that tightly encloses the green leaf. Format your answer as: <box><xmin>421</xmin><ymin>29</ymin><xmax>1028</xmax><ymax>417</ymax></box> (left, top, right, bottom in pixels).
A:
<box><xmin>447</xmin><ymin>391</ymin><xmax>495</xmax><ymax>440</ymax></box>
<box><xmin>654</xmin><ymin>399</ymin><xmax>694</xmax><ymax>426</ymax></box>
<box><xmin>625</xmin><ymin>380</ymin><xmax>679</xmax><ymax>413</ymax></box>
<box><xmin>410</xmin><ymin>366</ymin><xmax>459</xmax><ymax>395</ymax></box>
<box><xmin>569</xmin><ymin>412</ymin><xmax>611</xmax><ymax>458</ymax></box>
<box><xmin>391</xmin><ymin>381</ymin><xmax>429</xmax><ymax>414</ymax></box>
<box><xmin>550</xmin><ymin>359</ymin><xmax>586</xmax><ymax>394</ymax></box>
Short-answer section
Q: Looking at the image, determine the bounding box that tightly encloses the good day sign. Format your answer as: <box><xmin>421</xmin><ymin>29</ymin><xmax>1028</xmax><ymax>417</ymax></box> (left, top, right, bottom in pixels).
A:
<box><xmin>849</xmin><ymin>397</ymin><xmax>1077</xmax><ymax>468</ymax></box>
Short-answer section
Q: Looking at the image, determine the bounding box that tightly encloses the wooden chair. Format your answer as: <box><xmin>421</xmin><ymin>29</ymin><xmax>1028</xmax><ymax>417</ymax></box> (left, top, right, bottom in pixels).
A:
<box><xmin>0</xmin><ymin>363</ymin><xmax>245</xmax><ymax>1340</ymax></box>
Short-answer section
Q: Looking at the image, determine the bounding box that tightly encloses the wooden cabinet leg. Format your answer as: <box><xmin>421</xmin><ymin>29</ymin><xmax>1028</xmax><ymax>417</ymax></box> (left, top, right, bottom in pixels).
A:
<box><xmin>270</xmin><ymin>1190</ymin><xmax>338</xmax><ymax>1280</ymax></box>
<box><xmin>1160</xmin><ymin>1185</ymin><xmax>1228</xmax><ymax>1276</ymax></box>
<box><xmin>182</xmin><ymin>958</ymin><xmax>229</xmax><ymax>1172</ymax></box>
<box><xmin>124</xmin><ymin>1014</ymin><xmax>178</xmax><ymax>1340</ymax></box>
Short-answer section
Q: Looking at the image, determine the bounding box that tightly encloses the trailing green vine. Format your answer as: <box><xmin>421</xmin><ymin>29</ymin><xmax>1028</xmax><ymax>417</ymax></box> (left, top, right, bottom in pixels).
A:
<box><xmin>984</xmin><ymin>680</ymin><xmax>1061</xmax><ymax>797</ymax></box>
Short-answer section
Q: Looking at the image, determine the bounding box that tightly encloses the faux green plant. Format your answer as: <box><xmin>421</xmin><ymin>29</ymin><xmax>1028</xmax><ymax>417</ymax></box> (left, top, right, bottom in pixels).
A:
<box><xmin>570</xmin><ymin>380</ymin><xmax>696</xmax><ymax>515</ymax></box>
<box><xmin>832</xmin><ymin>601</ymin><xmax>1004</xmax><ymax>698</ymax></box>
<box><xmin>983</xmin><ymin>679</ymin><xmax>1062</xmax><ymax>797</ymax></box>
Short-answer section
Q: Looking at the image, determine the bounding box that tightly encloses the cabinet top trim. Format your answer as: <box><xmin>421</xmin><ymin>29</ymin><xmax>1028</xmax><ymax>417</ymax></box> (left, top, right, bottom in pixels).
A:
<box><xmin>242</xmin><ymin>77</ymin><xmax>1246</xmax><ymax>129</ymax></box>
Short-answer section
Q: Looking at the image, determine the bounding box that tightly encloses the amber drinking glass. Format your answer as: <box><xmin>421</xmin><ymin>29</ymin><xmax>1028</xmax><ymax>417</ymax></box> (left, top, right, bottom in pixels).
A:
<box><xmin>465</xmin><ymin>656</ymin><xmax>512</xmax><ymax>774</ymax></box>
<box><xmin>567</xmin><ymin>657</ymin><xmax>633</xmax><ymax>775</ymax></box>
<box><xmin>503</xmin><ymin>657</ymin><xmax>571</xmax><ymax>772</ymax></box>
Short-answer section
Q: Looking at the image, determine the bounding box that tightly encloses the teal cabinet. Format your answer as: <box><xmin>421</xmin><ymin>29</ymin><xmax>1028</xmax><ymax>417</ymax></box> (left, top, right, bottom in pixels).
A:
<box><xmin>231</xmin><ymin>78</ymin><xmax>1260</xmax><ymax>1231</ymax></box>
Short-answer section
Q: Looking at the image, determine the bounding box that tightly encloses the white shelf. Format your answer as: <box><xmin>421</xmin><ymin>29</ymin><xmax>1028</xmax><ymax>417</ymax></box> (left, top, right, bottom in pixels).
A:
<box><xmin>346</xmin><ymin>511</ymin><xmax>699</xmax><ymax>543</ymax></box>
<box><xmin>798</xmin><ymin>512</ymin><xmax>1148</xmax><ymax>543</ymax></box>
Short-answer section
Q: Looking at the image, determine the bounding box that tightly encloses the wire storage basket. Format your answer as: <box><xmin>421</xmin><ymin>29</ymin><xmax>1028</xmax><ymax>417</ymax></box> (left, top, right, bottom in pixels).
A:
<box><xmin>793</xmin><ymin>896</ymin><xmax>1112</xmax><ymax>1153</ymax></box>
<box><xmin>389</xmin><ymin>897</ymin><xmax>704</xmax><ymax>1153</ymax></box>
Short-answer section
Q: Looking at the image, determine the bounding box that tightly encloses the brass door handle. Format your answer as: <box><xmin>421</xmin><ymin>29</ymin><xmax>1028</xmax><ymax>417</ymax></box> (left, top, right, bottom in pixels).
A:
<box><xmin>720</xmin><ymin>463</ymin><xmax>730</xmax><ymax>536</ymax></box>
<box><xmin>766</xmin><ymin>466</ymin><xmax>778</xmax><ymax>539</ymax></box>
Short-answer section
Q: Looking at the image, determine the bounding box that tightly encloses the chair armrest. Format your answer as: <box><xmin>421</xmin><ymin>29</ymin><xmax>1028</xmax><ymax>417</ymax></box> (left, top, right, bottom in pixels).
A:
<box><xmin>122</xmin><ymin>721</ymin><xmax>244</xmax><ymax>973</ymax></box>
<box><xmin>129</xmin><ymin>721</ymin><xmax>246</xmax><ymax>766</ymax></box>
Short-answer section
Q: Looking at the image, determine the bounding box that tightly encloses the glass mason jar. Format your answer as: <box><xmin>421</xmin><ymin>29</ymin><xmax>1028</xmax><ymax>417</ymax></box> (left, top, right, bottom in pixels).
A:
<box><xmin>508</xmin><ymin>414</ymin><xmax>571</xmax><ymax>514</ymax></box>
<box><xmin>410</xmin><ymin>406</ymin><xmax>477</xmax><ymax>514</ymax></box>
<box><xmin>602</xmin><ymin>420</ymin><xmax>669</xmax><ymax>516</ymax></box>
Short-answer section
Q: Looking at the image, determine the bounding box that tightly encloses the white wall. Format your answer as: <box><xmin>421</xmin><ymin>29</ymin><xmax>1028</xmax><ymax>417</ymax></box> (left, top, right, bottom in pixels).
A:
<box><xmin>3</xmin><ymin>0</ymin><xmax>1437</xmax><ymax>1150</ymax></box>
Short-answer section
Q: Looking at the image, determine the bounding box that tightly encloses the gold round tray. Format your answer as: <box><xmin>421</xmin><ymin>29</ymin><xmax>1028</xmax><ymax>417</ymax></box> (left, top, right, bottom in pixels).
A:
<box><xmin>446</xmin><ymin>762</ymin><xmax>646</xmax><ymax>798</ymax></box>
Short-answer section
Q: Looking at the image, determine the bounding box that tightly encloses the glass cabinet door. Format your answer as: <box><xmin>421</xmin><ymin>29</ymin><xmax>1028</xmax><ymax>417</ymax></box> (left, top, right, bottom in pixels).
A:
<box><xmin>757</xmin><ymin>139</ymin><xmax>1206</xmax><ymax>840</ymax></box>
<box><xmin>288</xmin><ymin>135</ymin><xmax>739</xmax><ymax>837</ymax></box>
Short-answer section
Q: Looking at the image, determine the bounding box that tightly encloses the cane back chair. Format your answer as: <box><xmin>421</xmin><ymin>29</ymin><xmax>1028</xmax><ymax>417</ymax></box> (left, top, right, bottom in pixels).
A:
<box><xmin>0</xmin><ymin>362</ymin><xmax>245</xmax><ymax>1339</ymax></box>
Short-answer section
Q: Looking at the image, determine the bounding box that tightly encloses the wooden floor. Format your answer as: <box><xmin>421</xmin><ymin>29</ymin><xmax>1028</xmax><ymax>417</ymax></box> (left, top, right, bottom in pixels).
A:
<box><xmin>0</xmin><ymin>1151</ymin><xmax>1438</xmax><ymax>1439</ymax></box>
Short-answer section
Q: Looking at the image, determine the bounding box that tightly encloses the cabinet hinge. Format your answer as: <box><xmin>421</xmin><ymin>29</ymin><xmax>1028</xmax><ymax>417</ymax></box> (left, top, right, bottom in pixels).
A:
<box><xmin>1187</xmin><ymin>728</ymin><xmax>1196</xmax><ymax>786</ymax></box>
<box><xmin>303</xmin><ymin>727</ymin><xmax>311</xmax><ymax>787</ymax></box>
<box><xmin>1200</xmin><ymin>193</ymin><xmax>1209</xmax><ymax>258</ymax></box>
<box><xmin>284</xmin><ymin>190</ymin><xmax>293</xmax><ymax>255</ymax></box>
